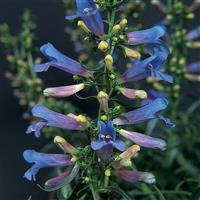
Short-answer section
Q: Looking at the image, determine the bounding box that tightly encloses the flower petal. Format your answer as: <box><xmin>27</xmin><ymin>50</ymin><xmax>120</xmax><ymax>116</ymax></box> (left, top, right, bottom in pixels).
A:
<box><xmin>43</xmin><ymin>84</ymin><xmax>85</xmax><ymax>98</ymax></box>
<box><xmin>127</xmin><ymin>25</ymin><xmax>166</xmax><ymax>45</ymax></box>
<box><xmin>113</xmin><ymin>98</ymin><xmax>171</xmax><ymax>126</ymax></box>
<box><xmin>91</xmin><ymin>141</ymin><xmax>104</xmax><ymax>150</ymax></box>
<box><xmin>119</xmin><ymin>129</ymin><xmax>166</xmax><ymax>151</ymax></box>
<box><xmin>187</xmin><ymin>26</ymin><xmax>200</xmax><ymax>40</ymax></box>
<box><xmin>97</xmin><ymin>144</ymin><xmax>113</xmax><ymax>162</ymax></box>
<box><xmin>113</xmin><ymin>140</ymin><xmax>126</xmax><ymax>152</ymax></box>
<box><xmin>33</xmin><ymin>43</ymin><xmax>92</xmax><ymax>77</ymax></box>
<box><xmin>27</xmin><ymin>104</ymin><xmax>82</xmax><ymax>137</ymax></box>
<box><xmin>23</xmin><ymin>150</ymin><xmax>72</xmax><ymax>181</ymax></box>
<box><xmin>186</xmin><ymin>61</ymin><xmax>200</xmax><ymax>74</ymax></box>
<box><xmin>115</xmin><ymin>169</ymin><xmax>156</xmax><ymax>184</ymax></box>
<box><xmin>44</xmin><ymin>171</ymin><xmax>70</xmax><ymax>189</ymax></box>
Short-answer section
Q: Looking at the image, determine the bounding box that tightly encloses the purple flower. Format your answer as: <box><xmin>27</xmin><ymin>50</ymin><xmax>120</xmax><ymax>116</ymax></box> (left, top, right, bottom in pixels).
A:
<box><xmin>127</xmin><ymin>25</ymin><xmax>166</xmax><ymax>45</ymax></box>
<box><xmin>141</xmin><ymin>89</ymin><xmax>166</xmax><ymax>106</ymax></box>
<box><xmin>23</xmin><ymin>150</ymin><xmax>72</xmax><ymax>181</ymax></box>
<box><xmin>187</xmin><ymin>25</ymin><xmax>200</xmax><ymax>40</ymax></box>
<box><xmin>33</xmin><ymin>43</ymin><xmax>92</xmax><ymax>77</ymax></box>
<box><xmin>44</xmin><ymin>171</ymin><xmax>70</xmax><ymax>189</ymax></box>
<box><xmin>26</xmin><ymin>104</ymin><xmax>82</xmax><ymax>137</ymax></box>
<box><xmin>186</xmin><ymin>61</ymin><xmax>200</xmax><ymax>74</ymax></box>
<box><xmin>113</xmin><ymin>98</ymin><xmax>175</xmax><ymax>127</ymax></box>
<box><xmin>122</xmin><ymin>46</ymin><xmax>173</xmax><ymax>83</ymax></box>
<box><xmin>65</xmin><ymin>0</ymin><xmax>105</xmax><ymax>36</ymax></box>
<box><xmin>115</xmin><ymin>169</ymin><xmax>155</xmax><ymax>184</ymax></box>
<box><xmin>119</xmin><ymin>129</ymin><xmax>166</xmax><ymax>151</ymax></box>
<box><xmin>43</xmin><ymin>83</ymin><xmax>85</xmax><ymax>98</ymax></box>
<box><xmin>91</xmin><ymin>121</ymin><xmax>126</xmax><ymax>161</ymax></box>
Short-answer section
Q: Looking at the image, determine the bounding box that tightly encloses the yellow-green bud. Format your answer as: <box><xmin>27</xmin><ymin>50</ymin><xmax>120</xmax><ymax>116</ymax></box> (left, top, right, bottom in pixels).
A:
<box><xmin>71</xmin><ymin>155</ymin><xmax>78</xmax><ymax>163</ymax></box>
<box><xmin>76</xmin><ymin>115</ymin><xmax>90</xmax><ymax>129</ymax></box>
<box><xmin>186</xmin><ymin>13</ymin><xmax>195</xmax><ymax>19</ymax></box>
<box><xmin>105</xmin><ymin>54</ymin><xmax>114</xmax><ymax>71</ymax></box>
<box><xmin>54</xmin><ymin>136</ymin><xmax>78</xmax><ymax>154</ymax></box>
<box><xmin>124</xmin><ymin>47</ymin><xmax>141</xmax><ymax>60</ymax></box>
<box><xmin>105</xmin><ymin>169</ymin><xmax>111</xmax><ymax>177</ymax></box>
<box><xmin>98</xmin><ymin>41</ymin><xmax>109</xmax><ymax>52</ymax></box>
<box><xmin>112</xmin><ymin>24</ymin><xmax>121</xmax><ymax>33</ymax></box>
<box><xmin>119</xmin><ymin>18</ymin><xmax>128</xmax><ymax>28</ymax></box>
<box><xmin>97</xmin><ymin>91</ymin><xmax>109</xmax><ymax>113</ymax></box>
<box><xmin>101</xmin><ymin>115</ymin><xmax>108</xmax><ymax>121</ymax></box>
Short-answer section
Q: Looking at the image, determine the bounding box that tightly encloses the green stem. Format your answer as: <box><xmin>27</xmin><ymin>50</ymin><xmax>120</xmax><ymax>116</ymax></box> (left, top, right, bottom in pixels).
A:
<box><xmin>89</xmin><ymin>184</ymin><xmax>100</xmax><ymax>200</ymax></box>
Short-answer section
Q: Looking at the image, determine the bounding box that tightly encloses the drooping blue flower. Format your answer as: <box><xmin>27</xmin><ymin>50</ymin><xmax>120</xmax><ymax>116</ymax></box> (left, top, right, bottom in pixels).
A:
<box><xmin>65</xmin><ymin>0</ymin><xmax>105</xmax><ymax>36</ymax></box>
<box><xmin>113</xmin><ymin>98</ymin><xmax>175</xmax><ymax>127</ymax></box>
<box><xmin>33</xmin><ymin>43</ymin><xmax>92</xmax><ymax>77</ymax></box>
<box><xmin>122</xmin><ymin>54</ymin><xmax>173</xmax><ymax>83</ymax></box>
<box><xmin>23</xmin><ymin>150</ymin><xmax>72</xmax><ymax>181</ymax></box>
<box><xmin>127</xmin><ymin>25</ymin><xmax>166</xmax><ymax>45</ymax></box>
<box><xmin>141</xmin><ymin>89</ymin><xmax>167</xmax><ymax>106</ymax></box>
<box><xmin>122</xmin><ymin>39</ymin><xmax>173</xmax><ymax>83</ymax></box>
<box><xmin>91</xmin><ymin>121</ymin><xmax>126</xmax><ymax>161</ymax></box>
<box><xmin>26</xmin><ymin>104</ymin><xmax>82</xmax><ymax>137</ymax></box>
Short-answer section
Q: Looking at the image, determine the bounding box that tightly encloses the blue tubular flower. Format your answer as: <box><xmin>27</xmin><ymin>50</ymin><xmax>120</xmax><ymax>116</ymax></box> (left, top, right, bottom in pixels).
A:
<box><xmin>122</xmin><ymin>54</ymin><xmax>173</xmax><ymax>83</ymax></box>
<box><xmin>113</xmin><ymin>98</ymin><xmax>175</xmax><ymax>127</ymax></box>
<box><xmin>33</xmin><ymin>43</ymin><xmax>92</xmax><ymax>77</ymax></box>
<box><xmin>141</xmin><ymin>89</ymin><xmax>166</xmax><ymax>106</ymax></box>
<box><xmin>186</xmin><ymin>61</ymin><xmax>200</xmax><ymax>74</ymax></box>
<box><xmin>115</xmin><ymin>169</ymin><xmax>155</xmax><ymax>184</ymax></box>
<box><xmin>91</xmin><ymin>121</ymin><xmax>126</xmax><ymax>161</ymax></box>
<box><xmin>23</xmin><ymin>150</ymin><xmax>72</xmax><ymax>181</ymax></box>
<box><xmin>26</xmin><ymin>104</ymin><xmax>82</xmax><ymax>137</ymax></box>
<box><xmin>65</xmin><ymin>0</ymin><xmax>105</xmax><ymax>36</ymax></box>
<box><xmin>187</xmin><ymin>25</ymin><xmax>200</xmax><ymax>40</ymax></box>
<box><xmin>127</xmin><ymin>25</ymin><xmax>166</xmax><ymax>45</ymax></box>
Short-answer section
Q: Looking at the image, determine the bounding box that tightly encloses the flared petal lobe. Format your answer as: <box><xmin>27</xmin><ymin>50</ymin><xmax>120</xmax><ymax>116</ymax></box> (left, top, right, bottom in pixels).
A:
<box><xmin>119</xmin><ymin>129</ymin><xmax>166</xmax><ymax>151</ymax></box>
<box><xmin>43</xmin><ymin>84</ymin><xmax>85</xmax><ymax>98</ymax></box>
<box><xmin>91</xmin><ymin>121</ymin><xmax>126</xmax><ymax>161</ymax></box>
<box><xmin>26</xmin><ymin>104</ymin><xmax>82</xmax><ymax>137</ymax></box>
<box><xmin>113</xmin><ymin>98</ymin><xmax>175</xmax><ymax>127</ymax></box>
<box><xmin>33</xmin><ymin>43</ymin><xmax>92</xmax><ymax>77</ymax></box>
<box><xmin>127</xmin><ymin>25</ymin><xmax>166</xmax><ymax>45</ymax></box>
<box><xmin>115</xmin><ymin>169</ymin><xmax>156</xmax><ymax>184</ymax></box>
<box><xmin>23</xmin><ymin>150</ymin><xmax>71</xmax><ymax>181</ymax></box>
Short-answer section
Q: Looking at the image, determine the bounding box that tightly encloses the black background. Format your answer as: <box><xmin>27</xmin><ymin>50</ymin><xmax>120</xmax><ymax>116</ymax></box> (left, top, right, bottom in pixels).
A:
<box><xmin>0</xmin><ymin>0</ymin><xmax>200</xmax><ymax>199</ymax></box>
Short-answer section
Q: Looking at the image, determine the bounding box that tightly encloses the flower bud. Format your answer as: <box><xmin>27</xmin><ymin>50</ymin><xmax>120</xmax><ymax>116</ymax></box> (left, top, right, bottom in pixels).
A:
<box><xmin>124</xmin><ymin>47</ymin><xmax>141</xmax><ymax>60</ymax></box>
<box><xmin>54</xmin><ymin>136</ymin><xmax>77</xmax><ymax>155</ymax></box>
<box><xmin>112</xmin><ymin>24</ymin><xmax>121</xmax><ymax>33</ymax></box>
<box><xmin>105</xmin><ymin>169</ymin><xmax>111</xmax><ymax>177</ymax></box>
<box><xmin>101</xmin><ymin>115</ymin><xmax>108</xmax><ymax>121</ymax></box>
<box><xmin>97</xmin><ymin>91</ymin><xmax>109</xmax><ymax>112</ymax></box>
<box><xmin>98</xmin><ymin>41</ymin><xmax>109</xmax><ymax>52</ymax></box>
<box><xmin>119</xmin><ymin>145</ymin><xmax>140</xmax><ymax>159</ymax></box>
<box><xmin>77</xmin><ymin>20</ymin><xmax>90</xmax><ymax>33</ymax></box>
<box><xmin>119</xmin><ymin>18</ymin><xmax>128</xmax><ymax>28</ymax></box>
<box><xmin>105</xmin><ymin>54</ymin><xmax>114</xmax><ymax>71</ymax></box>
<box><xmin>76</xmin><ymin>115</ymin><xmax>90</xmax><ymax>129</ymax></box>
<box><xmin>119</xmin><ymin>88</ymin><xmax>147</xmax><ymax>99</ymax></box>
<box><xmin>71</xmin><ymin>155</ymin><xmax>78</xmax><ymax>163</ymax></box>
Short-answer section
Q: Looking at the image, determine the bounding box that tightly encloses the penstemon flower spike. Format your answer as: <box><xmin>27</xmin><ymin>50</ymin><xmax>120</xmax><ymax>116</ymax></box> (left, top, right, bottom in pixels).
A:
<box><xmin>23</xmin><ymin>0</ymin><xmax>175</xmax><ymax>198</ymax></box>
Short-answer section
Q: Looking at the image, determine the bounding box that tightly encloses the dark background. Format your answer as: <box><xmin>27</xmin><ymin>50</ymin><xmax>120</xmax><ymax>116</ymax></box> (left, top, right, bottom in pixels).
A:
<box><xmin>0</xmin><ymin>0</ymin><xmax>200</xmax><ymax>199</ymax></box>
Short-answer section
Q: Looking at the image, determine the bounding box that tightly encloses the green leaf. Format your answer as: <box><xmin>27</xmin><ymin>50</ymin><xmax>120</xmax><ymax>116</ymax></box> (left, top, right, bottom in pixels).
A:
<box><xmin>153</xmin><ymin>186</ymin><xmax>166</xmax><ymax>200</ymax></box>
<box><xmin>27</xmin><ymin>196</ymin><xmax>32</xmax><ymax>200</ymax></box>
<box><xmin>37</xmin><ymin>162</ymin><xmax>80</xmax><ymax>192</ymax></box>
